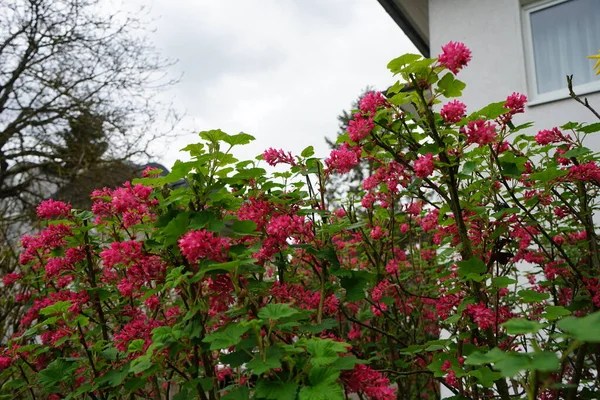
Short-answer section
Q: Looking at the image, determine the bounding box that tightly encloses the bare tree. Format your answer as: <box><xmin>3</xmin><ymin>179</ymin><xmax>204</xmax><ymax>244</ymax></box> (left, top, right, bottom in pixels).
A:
<box><xmin>0</xmin><ymin>0</ymin><xmax>176</xmax><ymax>209</ymax></box>
<box><xmin>0</xmin><ymin>0</ymin><xmax>178</xmax><ymax>343</ymax></box>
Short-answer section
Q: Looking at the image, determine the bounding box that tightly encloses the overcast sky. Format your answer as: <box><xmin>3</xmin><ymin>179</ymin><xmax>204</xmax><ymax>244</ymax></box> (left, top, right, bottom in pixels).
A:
<box><xmin>127</xmin><ymin>0</ymin><xmax>417</xmax><ymax>168</ymax></box>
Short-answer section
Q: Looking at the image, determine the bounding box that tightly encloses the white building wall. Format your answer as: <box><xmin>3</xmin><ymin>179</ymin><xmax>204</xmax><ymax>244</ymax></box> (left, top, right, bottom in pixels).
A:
<box><xmin>429</xmin><ymin>0</ymin><xmax>600</xmax><ymax>150</ymax></box>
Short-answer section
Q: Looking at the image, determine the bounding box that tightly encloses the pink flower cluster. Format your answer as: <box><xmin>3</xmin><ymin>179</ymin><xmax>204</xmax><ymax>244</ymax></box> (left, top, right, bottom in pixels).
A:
<box><xmin>464</xmin><ymin>302</ymin><xmax>495</xmax><ymax>330</ymax></box>
<box><xmin>465</xmin><ymin>119</ymin><xmax>497</xmax><ymax>146</ymax></box>
<box><xmin>504</xmin><ymin>92</ymin><xmax>527</xmax><ymax>115</ymax></box>
<box><xmin>437</xmin><ymin>41</ymin><xmax>471</xmax><ymax>74</ymax></box>
<box><xmin>568</xmin><ymin>161</ymin><xmax>600</xmax><ymax>183</ymax></box>
<box><xmin>36</xmin><ymin>199</ymin><xmax>72</xmax><ymax>219</ymax></box>
<box><xmin>114</xmin><ymin>316</ymin><xmax>162</xmax><ymax>353</ymax></box>
<box><xmin>179</xmin><ymin>230</ymin><xmax>230</xmax><ymax>264</ymax></box>
<box><xmin>414</xmin><ymin>153</ymin><xmax>435</xmax><ymax>178</ymax></box>
<box><xmin>2</xmin><ymin>272</ymin><xmax>22</xmax><ymax>286</ymax></box>
<box><xmin>359</xmin><ymin>91</ymin><xmax>387</xmax><ymax>115</ymax></box>
<box><xmin>325</xmin><ymin>143</ymin><xmax>360</xmax><ymax>174</ymax></box>
<box><xmin>535</xmin><ymin>127</ymin><xmax>568</xmax><ymax>145</ymax></box>
<box><xmin>238</xmin><ymin>196</ymin><xmax>273</xmax><ymax>230</ymax></box>
<box><xmin>440</xmin><ymin>100</ymin><xmax>467</xmax><ymax>123</ymax></box>
<box><xmin>348</xmin><ymin>115</ymin><xmax>375</xmax><ymax>143</ymax></box>
<box><xmin>270</xmin><ymin>282</ymin><xmax>339</xmax><ymax>315</ymax></box>
<box><xmin>19</xmin><ymin>224</ymin><xmax>73</xmax><ymax>265</ymax></box>
<box><xmin>91</xmin><ymin>182</ymin><xmax>157</xmax><ymax>227</ymax></box>
<box><xmin>342</xmin><ymin>364</ymin><xmax>396</xmax><ymax>400</ymax></box>
<box><xmin>262</xmin><ymin>148</ymin><xmax>296</xmax><ymax>167</ymax></box>
<box><xmin>100</xmin><ymin>240</ymin><xmax>166</xmax><ymax>296</ymax></box>
<box><xmin>20</xmin><ymin>290</ymin><xmax>89</xmax><ymax>328</ymax></box>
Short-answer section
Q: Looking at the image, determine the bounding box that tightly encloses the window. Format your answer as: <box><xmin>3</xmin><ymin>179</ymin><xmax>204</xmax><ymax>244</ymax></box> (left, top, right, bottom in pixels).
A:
<box><xmin>523</xmin><ymin>0</ymin><xmax>600</xmax><ymax>104</ymax></box>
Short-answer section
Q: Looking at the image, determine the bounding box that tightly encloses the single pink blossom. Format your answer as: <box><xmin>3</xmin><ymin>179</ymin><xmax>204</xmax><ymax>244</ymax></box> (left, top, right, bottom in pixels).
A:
<box><xmin>535</xmin><ymin>127</ymin><xmax>567</xmax><ymax>145</ymax></box>
<box><xmin>359</xmin><ymin>91</ymin><xmax>387</xmax><ymax>114</ymax></box>
<box><xmin>438</xmin><ymin>41</ymin><xmax>472</xmax><ymax>74</ymax></box>
<box><xmin>504</xmin><ymin>92</ymin><xmax>527</xmax><ymax>114</ymax></box>
<box><xmin>440</xmin><ymin>100</ymin><xmax>467</xmax><ymax>123</ymax></box>
<box><xmin>414</xmin><ymin>153</ymin><xmax>435</xmax><ymax>178</ymax></box>
<box><xmin>465</xmin><ymin>119</ymin><xmax>497</xmax><ymax>146</ymax></box>
<box><xmin>325</xmin><ymin>144</ymin><xmax>360</xmax><ymax>174</ymax></box>
<box><xmin>262</xmin><ymin>148</ymin><xmax>296</xmax><ymax>166</ymax></box>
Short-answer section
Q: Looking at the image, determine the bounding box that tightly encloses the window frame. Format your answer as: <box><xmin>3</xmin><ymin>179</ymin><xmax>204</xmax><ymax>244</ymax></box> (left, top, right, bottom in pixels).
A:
<box><xmin>522</xmin><ymin>0</ymin><xmax>600</xmax><ymax>106</ymax></box>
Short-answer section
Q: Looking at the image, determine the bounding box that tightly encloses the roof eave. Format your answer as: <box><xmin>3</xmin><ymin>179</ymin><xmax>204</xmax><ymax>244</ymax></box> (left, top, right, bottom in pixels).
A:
<box><xmin>376</xmin><ymin>0</ymin><xmax>430</xmax><ymax>58</ymax></box>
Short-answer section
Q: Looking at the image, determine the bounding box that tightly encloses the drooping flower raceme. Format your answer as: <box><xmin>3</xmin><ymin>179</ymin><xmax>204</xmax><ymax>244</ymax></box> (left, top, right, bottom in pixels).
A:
<box><xmin>465</xmin><ymin>119</ymin><xmax>497</xmax><ymax>146</ymax></box>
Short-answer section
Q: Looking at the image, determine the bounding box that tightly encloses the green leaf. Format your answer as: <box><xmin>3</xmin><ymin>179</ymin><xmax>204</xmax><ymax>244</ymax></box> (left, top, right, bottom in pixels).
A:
<box><xmin>340</xmin><ymin>275</ymin><xmax>368</xmax><ymax>301</ymax></box>
<box><xmin>128</xmin><ymin>339</ymin><xmax>145</xmax><ymax>353</ymax></box>
<box><xmin>200</xmin><ymin>129</ymin><xmax>229</xmax><ymax>143</ymax></box>
<box><xmin>223</xmin><ymin>132</ymin><xmax>256</xmax><ymax>146</ymax></box>
<box><xmin>469</xmin><ymin>366</ymin><xmax>502</xmax><ymax>387</ymax></box>
<box><xmin>461</xmin><ymin>161</ymin><xmax>476</xmax><ymax>175</ymax></box>
<box><xmin>332</xmin><ymin>355</ymin><xmax>367</xmax><ymax>370</ymax></box>
<box><xmin>163</xmin><ymin>211</ymin><xmax>191</xmax><ymax>245</ymax></box>
<box><xmin>38</xmin><ymin>359</ymin><xmax>76</xmax><ymax>389</ymax></box>
<box><xmin>255</xmin><ymin>380</ymin><xmax>299</xmax><ymax>400</ymax></box>
<box><xmin>220</xmin><ymin>350</ymin><xmax>253</xmax><ymax>368</ymax></box>
<box><xmin>300</xmin><ymin>318</ymin><xmax>337</xmax><ymax>334</ymax></box>
<box><xmin>305</xmin><ymin>338</ymin><xmax>350</xmax><ymax>366</ymax></box>
<box><xmin>465</xmin><ymin>348</ymin><xmax>508</xmax><ymax>366</ymax></box>
<box><xmin>494</xmin><ymin>353</ymin><xmax>530</xmax><ymax>377</ymax></box>
<box><xmin>246</xmin><ymin>353</ymin><xmax>281</xmax><ymax>375</ymax></box>
<box><xmin>221</xmin><ymin>386</ymin><xmax>250</xmax><ymax>400</ymax></box>
<box><xmin>529</xmin><ymin>168</ymin><xmax>567</xmax><ymax>182</ymax></box>
<box><xmin>130</xmin><ymin>354</ymin><xmax>153</xmax><ymax>374</ymax></box>
<box><xmin>231</xmin><ymin>220</ymin><xmax>257</xmax><ymax>235</ymax></box>
<box><xmin>529</xmin><ymin>352</ymin><xmax>560</xmax><ymax>372</ymax></box>
<box><xmin>258</xmin><ymin>304</ymin><xmax>299</xmax><ymax>321</ymax></box>
<box><xmin>40</xmin><ymin>301</ymin><xmax>72</xmax><ymax>316</ymax></box>
<box><xmin>471</xmin><ymin>101</ymin><xmax>508</xmax><ymax>120</ymax></box>
<box><xmin>299</xmin><ymin>367</ymin><xmax>344</xmax><ymax>400</ymax></box>
<box><xmin>457</xmin><ymin>257</ymin><xmax>486</xmax><ymax>278</ymax></box>
<box><xmin>437</xmin><ymin>73</ymin><xmax>466</xmax><ymax>97</ymax></box>
<box><xmin>203</xmin><ymin>324</ymin><xmax>250</xmax><ymax>350</ymax></box>
<box><xmin>557</xmin><ymin>311</ymin><xmax>600</xmax><ymax>342</ymax></box>
<box><xmin>579</xmin><ymin>122</ymin><xmax>600</xmax><ymax>134</ymax></box>
<box><xmin>301</xmin><ymin>146</ymin><xmax>315</xmax><ymax>158</ymax></box>
<box><xmin>387</xmin><ymin>53</ymin><xmax>422</xmax><ymax>74</ymax></box>
<box><xmin>491</xmin><ymin>276</ymin><xmax>517</xmax><ymax>288</ymax></box>
<box><xmin>561</xmin><ymin>147</ymin><xmax>591</xmax><ymax>158</ymax></box>
<box><xmin>518</xmin><ymin>290</ymin><xmax>550</xmax><ymax>303</ymax></box>
<box><xmin>542</xmin><ymin>306</ymin><xmax>571</xmax><ymax>321</ymax></box>
<box><xmin>502</xmin><ymin>318</ymin><xmax>544</xmax><ymax>335</ymax></box>
<box><xmin>97</xmin><ymin>364</ymin><xmax>130</xmax><ymax>387</ymax></box>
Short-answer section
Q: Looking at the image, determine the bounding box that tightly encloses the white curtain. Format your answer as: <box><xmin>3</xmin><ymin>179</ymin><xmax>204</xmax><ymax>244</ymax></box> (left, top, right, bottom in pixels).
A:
<box><xmin>530</xmin><ymin>0</ymin><xmax>600</xmax><ymax>94</ymax></box>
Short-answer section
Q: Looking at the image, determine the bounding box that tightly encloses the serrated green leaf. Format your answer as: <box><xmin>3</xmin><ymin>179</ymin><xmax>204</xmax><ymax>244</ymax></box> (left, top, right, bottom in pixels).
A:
<box><xmin>305</xmin><ymin>338</ymin><xmax>349</xmax><ymax>366</ymax></box>
<box><xmin>518</xmin><ymin>290</ymin><xmax>550</xmax><ymax>303</ymax></box>
<box><xmin>542</xmin><ymin>306</ymin><xmax>571</xmax><ymax>321</ymax></box>
<box><xmin>40</xmin><ymin>301</ymin><xmax>72</xmax><ymax>316</ymax></box>
<box><xmin>502</xmin><ymin>318</ymin><xmax>544</xmax><ymax>335</ymax></box>
<box><xmin>255</xmin><ymin>380</ymin><xmax>298</xmax><ymax>400</ymax></box>
<box><xmin>387</xmin><ymin>53</ymin><xmax>422</xmax><ymax>74</ymax></box>
<box><xmin>438</xmin><ymin>73</ymin><xmax>466</xmax><ymax>97</ymax></box>
<box><xmin>203</xmin><ymin>324</ymin><xmax>250</xmax><ymax>350</ymax></box>
<box><xmin>258</xmin><ymin>304</ymin><xmax>299</xmax><ymax>321</ymax></box>
<box><xmin>457</xmin><ymin>257</ymin><xmax>486</xmax><ymax>278</ymax></box>
<box><xmin>224</xmin><ymin>132</ymin><xmax>255</xmax><ymax>146</ymax></box>
<box><xmin>221</xmin><ymin>386</ymin><xmax>250</xmax><ymax>400</ymax></box>
<box><xmin>557</xmin><ymin>311</ymin><xmax>600</xmax><ymax>342</ymax></box>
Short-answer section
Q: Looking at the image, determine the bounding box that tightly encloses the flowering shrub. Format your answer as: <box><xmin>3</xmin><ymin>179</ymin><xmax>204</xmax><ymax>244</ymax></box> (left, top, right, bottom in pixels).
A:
<box><xmin>2</xmin><ymin>43</ymin><xmax>600</xmax><ymax>400</ymax></box>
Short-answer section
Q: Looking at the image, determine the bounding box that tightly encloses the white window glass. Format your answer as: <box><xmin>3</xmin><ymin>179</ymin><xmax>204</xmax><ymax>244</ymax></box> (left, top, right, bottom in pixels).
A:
<box><xmin>530</xmin><ymin>0</ymin><xmax>600</xmax><ymax>94</ymax></box>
